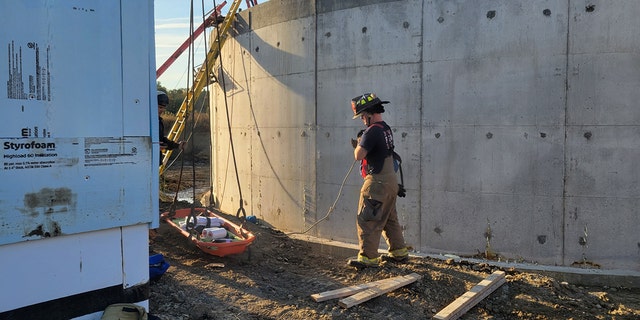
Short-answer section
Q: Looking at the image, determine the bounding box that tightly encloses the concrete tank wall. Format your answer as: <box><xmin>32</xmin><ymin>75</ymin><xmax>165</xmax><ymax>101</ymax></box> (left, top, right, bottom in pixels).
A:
<box><xmin>209</xmin><ymin>0</ymin><xmax>640</xmax><ymax>272</ymax></box>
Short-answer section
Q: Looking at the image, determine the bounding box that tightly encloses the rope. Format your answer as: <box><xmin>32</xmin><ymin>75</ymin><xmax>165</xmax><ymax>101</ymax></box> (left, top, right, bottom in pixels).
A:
<box><xmin>183</xmin><ymin>0</ymin><xmax>199</xmax><ymax>239</ymax></box>
<box><xmin>212</xmin><ymin>1</ymin><xmax>250</xmax><ymax>262</ymax></box>
<box><xmin>211</xmin><ymin>0</ymin><xmax>247</xmax><ymax>223</ymax></box>
<box><xmin>202</xmin><ymin>1</ymin><xmax>216</xmax><ymax>212</ymax></box>
<box><xmin>286</xmin><ymin>160</ymin><xmax>357</xmax><ymax>236</ymax></box>
<box><xmin>185</xmin><ymin>0</ymin><xmax>218</xmax><ymax>238</ymax></box>
<box><xmin>162</xmin><ymin>97</ymin><xmax>209</xmax><ymax>172</ymax></box>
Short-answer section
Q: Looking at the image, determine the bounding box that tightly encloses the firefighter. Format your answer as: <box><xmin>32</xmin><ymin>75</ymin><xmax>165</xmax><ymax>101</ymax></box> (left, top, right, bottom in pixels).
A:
<box><xmin>349</xmin><ymin>93</ymin><xmax>409</xmax><ymax>268</ymax></box>
<box><xmin>157</xmin><ymin>91</ymin><xmax>184</xmax><ymax>160</ymax></box>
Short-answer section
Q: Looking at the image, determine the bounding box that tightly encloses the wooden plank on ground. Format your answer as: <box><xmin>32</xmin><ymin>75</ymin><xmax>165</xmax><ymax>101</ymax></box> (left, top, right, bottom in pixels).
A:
<box><xmin>337</xmin><ymin>273</ymin><xmax>422</xmax><ymax>309</ymax></box>
<box><xmin>311</xmin><ymin>273</ymin><xmax>421</xmax><ymax>302</ymax></box>
<box><xmin>433</xmin><ymin>270</ymin><xmax>506</xmax><ymax>320</ymax></box>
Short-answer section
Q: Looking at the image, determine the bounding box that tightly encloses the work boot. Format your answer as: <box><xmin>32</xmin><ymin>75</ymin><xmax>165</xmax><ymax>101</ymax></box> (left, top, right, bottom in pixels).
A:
<box><xmin>347</xmin><ymin>254</ymin><xmax>381</xmax><ymax>268</ymax></box>
<box><xmin>381</xmin><ymin>247</ymin><xmax>409</xmax><ymax>262</ymax></box>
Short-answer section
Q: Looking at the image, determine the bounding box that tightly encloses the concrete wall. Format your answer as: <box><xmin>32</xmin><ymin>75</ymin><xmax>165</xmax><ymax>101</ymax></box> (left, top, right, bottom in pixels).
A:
<box><xmin>209</xmin><ymin>0</ymin><xmax>640</xmax><ymax>272</ymax></box>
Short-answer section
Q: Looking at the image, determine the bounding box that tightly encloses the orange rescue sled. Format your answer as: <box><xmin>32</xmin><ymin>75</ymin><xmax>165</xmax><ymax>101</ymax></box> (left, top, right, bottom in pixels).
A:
<box><xmin>161</xmin><ymin>207</ymin><xmax>255</xmax><ymax>257</ymax></box>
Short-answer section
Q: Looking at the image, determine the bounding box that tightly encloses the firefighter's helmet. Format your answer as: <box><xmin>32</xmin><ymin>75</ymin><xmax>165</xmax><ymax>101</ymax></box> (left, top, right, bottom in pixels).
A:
<box><xmin>158</xmin><ymin>91</ymin><xmax>169</xmax><ymax>106</ymax></box>
<box><xmin>351</xmin><ymin>93</ymin><xmax>388</xmax><ymax>119</ymax></box>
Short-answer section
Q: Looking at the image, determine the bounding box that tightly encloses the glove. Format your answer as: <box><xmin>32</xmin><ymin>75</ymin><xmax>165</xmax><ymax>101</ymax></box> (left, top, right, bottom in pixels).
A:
<box><xmin>397</xmin><ymin>184</ymin><xmax>406</xmax><ymax>197</ymax></box>
<box><xmin>351</xmin><ymin>130</ymin><xmax>365</xmax><ymax>148</ymax></box>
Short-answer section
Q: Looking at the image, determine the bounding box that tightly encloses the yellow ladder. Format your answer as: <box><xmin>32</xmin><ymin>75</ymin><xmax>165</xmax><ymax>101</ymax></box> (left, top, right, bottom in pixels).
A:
<box><xmin>159</xmin><ymin>0</ymin><xmax>242</xmax><ymax>175</ymax></box>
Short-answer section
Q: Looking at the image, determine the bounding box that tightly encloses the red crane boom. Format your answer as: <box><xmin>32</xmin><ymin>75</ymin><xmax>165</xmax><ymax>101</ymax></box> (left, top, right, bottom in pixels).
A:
<box><xmin>155</xmin><ymin>2</ymin><xmax>227</xmax><ymax>79</ymax></box>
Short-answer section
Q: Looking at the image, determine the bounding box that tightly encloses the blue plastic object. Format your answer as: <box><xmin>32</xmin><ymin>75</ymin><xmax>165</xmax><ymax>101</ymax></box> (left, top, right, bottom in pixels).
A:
<box><xmin>149</xmin><ymin>253</ymin><xmax>170</xmax><ymax>281</ymax></box>
<box><xmin>246</xmin><ymin>215</ymin><xmax>258</xmax><ymax>224</ymax></box>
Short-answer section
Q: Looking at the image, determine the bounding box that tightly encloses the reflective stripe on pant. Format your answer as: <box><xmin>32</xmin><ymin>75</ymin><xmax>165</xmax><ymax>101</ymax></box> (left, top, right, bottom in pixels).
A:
<box><xmin>357</xmin><ymin>156</ymin><xmax>406</xmax><ymax>259</ymax></box>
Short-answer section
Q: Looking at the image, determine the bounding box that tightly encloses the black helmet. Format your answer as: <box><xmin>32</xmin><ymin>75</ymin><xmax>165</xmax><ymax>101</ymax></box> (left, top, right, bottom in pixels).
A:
<box><xmin>351</xmin><ymin>93</ymin><xmax>388</xmax><ymax>119</ymax></box>
<box><xmin>157</xmin><ymin>91</ymin><xmax>169</xmax><ymax>106</ymax></box>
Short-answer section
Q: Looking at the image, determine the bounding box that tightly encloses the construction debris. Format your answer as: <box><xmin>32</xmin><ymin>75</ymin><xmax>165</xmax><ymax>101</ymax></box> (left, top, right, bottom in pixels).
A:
<box><xmin>311</xmin><ymin>273</ymin><xmax>422</xmax><ymax>308</ymax></box>
<box><xmin>434</xmin><ymin>270</ymin><xmax>506</xmax><ymax>320</ymax></box>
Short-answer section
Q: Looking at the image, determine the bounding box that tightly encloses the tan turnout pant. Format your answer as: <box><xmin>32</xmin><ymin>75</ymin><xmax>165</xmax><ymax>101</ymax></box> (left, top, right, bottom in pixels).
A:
<box><xmin>356</xmin><ymin>156</ymin><xmax>406</xmax><ymax>259</ymax></box>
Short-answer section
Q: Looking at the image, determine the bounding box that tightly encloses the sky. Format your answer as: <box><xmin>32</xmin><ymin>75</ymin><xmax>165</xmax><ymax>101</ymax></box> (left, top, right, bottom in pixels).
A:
<box><xmin>154</xmin><ymin>0</ymin><xmax>265</xmax><ymax>89</ymax></box>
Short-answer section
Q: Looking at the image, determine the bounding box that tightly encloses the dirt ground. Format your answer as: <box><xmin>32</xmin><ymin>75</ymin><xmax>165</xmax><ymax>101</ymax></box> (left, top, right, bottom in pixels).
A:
<box><xmin>150</xmin><ymin>164</ymin><xmax>640</xmax><ymax>320</ymax></box>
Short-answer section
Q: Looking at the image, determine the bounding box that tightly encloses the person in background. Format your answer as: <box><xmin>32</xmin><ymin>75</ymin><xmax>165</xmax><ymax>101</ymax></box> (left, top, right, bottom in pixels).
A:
<box><xmin>157</xmin><ymin>91</ymin><xmax>184</xmax><ymax>161</ymax></box>
<box><xmin>150</xmin><ymin>91</ymin><xmax>184</xmax><ymax>242</ymax></box>
<box><xmin>349</xmin><ymin>93</ymin><xmax>409</xmax><ymax>268</ymax></box>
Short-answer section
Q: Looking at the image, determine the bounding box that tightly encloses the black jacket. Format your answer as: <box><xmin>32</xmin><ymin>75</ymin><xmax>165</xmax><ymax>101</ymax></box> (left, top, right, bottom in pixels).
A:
<box><xmin>159</xmin><ymin>116</ymin><xmax>180</xmax><ymax>150</ymax></box>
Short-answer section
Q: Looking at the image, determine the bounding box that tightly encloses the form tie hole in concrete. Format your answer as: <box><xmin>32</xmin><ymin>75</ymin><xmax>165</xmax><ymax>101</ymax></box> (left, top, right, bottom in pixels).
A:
<box><xmin>540</xmin><ymin>132</ymin><xmax>547</xmax><ymax>138</ymax></box>
<box><xmin>537</xmin><ymin>235</ymin><xmax>547</xmax><ymax>244</ymax></box>
<box><xmin>433</xmin><ymin>226</ymin><xmax>442</xmax><ymax>235</ymax></box>
<box><xmin>586</xmin><ymin>5</ymin><xmax>595</xmax><ymax>12</ymax></box>
<box><xmin>486</xmin><ymin>10</ymin><xmax>496</xmax><ymax>19</ymax></box>
<box><xmin>579</xmin><ymin>236</ymin><xmax>587</xmax><ymax>246</ymax></box>
<box><xmin>324</xmin><ymin>32</ymin><xmax>331</xmax><ymax>38</ymax></box>
<box><xmin>543</xmin><ymin>9</ymin><xmax>551</xmax><ymax>16</ymax></box>
<box><xmin>403</xmin><ymin>21</ymin><xmax>409</xmax><ymax>29</ymax></box>
<box><xmin>362</xmin><ymin>27</ymin><xmax>367</xmax><ymax>33</ymax></box>
<box><xmin>435</xmin><ymin>132</ymin><xmax>441</xmax><ymax>138</ymax></box>
<box><xmin>486</xmin><ymin>132</ymin><xmax>493</xmax><ymax>139</ymax></box>
<box><xmin>255</xmin><ymin>46</ymin><xmax>259</xmax><ymax>52</ymax></box>
<box><xmin>437</xmin><ymin>16</ymin><xmax>444</xmax><ymax>23</ymax></box>
<box><xmin>584</xmin><ymin>131</ymin><xmax>592</xmax><ymax>140</ymax></box>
